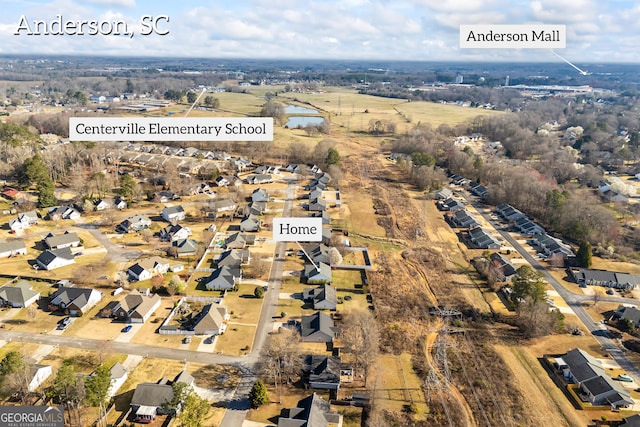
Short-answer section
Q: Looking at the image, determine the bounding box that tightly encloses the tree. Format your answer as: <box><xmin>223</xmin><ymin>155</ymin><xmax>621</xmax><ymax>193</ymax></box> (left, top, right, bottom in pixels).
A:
<box><xmin>203</xmin><ymin>96</ymin><xmax>220</xmax><ymax>109</ymax></box>
<box><xmin>577</xmin><ymin>241</ymin><xmax>593</xmax><ymax>268</ymax></box>
<box><xmin>259</xmin><ymin>100</ymin><xmax>285</xmax><ymax>124</ymax></box>
<box><xmin>119</xmin><ymin>173</ymin><xmax>137</xmax><ymax>200</ymax></box>
<box><xmin>0</xmin><ymin>351</ymin><xmax>25</xmax><ymax>380</ymax></box>
<box><xmin>37</xmin><ymin>179</ymin><xmax>57</xmax><ymax>208</ymax></box>
<box><xmin>510</xmin><ymin>265</ymin><xmax>546</xmax><ymax>306</ymax></box>
<box><xmin>84</xmin><ymin>363</ymin><xmax>111</xmax><ymax>426</ymax></box>
<box><xmin>259</xmin><ymin>328</ymin><xmax>301</xmax><ymax>402</ymax></box>
<box><xmin>168</xmin><ymin>276</ymin><xmax>187</xmax><ymax>295</ymax></box>
<box><xmin>254</xmin><ymin>286</ymin><xmax>265</xmax><ymax>299</ymax></box>
<box><xmin>249</xmin><ymin>380</ymin><xmax>268</xmax><ymax>408</ymax></box>
<box><xmin>341</xmin><ymin>310</ymin><xmax>380</xmax><ymax>386</ymax></box>
<box><xmin>186</xmin><ymin>91</ymin><xmax>199</xmax><ymax>105</ymax></box>
<box><xmin>177</xmin><ymin>391</ymin><xmax>211</xmax><ymax>427</ymax></box>
<box><xmin>326</xmin><ymin>147</ymin><xmax>340</xmax><ymax>166</ymax></box>
<box><xmin>618</xmin><ymin>318</ymin><xmax>636</xmax><ymax>335</ymax></box>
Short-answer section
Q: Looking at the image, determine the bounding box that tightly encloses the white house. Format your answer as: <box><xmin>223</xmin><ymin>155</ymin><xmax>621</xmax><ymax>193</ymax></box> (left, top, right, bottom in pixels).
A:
<box><xmin>162</xmin><ymin>205</ymin><xmax>186</xmax><ymax>222</ymax></box>
<box><xmin>0</xmin><ymin>240</ymin><xmax>27</xmax><ymax>258</ymax></box>
<box><xmin>28</xmin><ymin>364</ymin><xmax>53</xmax><ymax>392</ymax></box>
<box><xmin>36</xmin><ymin>248</ymin><xmax>76</xmax><ymax>270</ymax></box>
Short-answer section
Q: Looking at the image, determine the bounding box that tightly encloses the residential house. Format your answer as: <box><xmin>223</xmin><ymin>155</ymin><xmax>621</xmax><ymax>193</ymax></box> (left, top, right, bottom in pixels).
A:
<box><xmin>285</xmin><ymin>164</ymin><xmax>304</xmax><ymax>174</ymax></box>
<box><xmin>621</xmin><ymin>415</ymin><xmax>640</xmax><ymax>427</ymax></box>
<box><xmin>556</xmin><ymin>348</ymin><xmax>633</xmax><ymax>409</ymax></box>
<box><xmin>0</xmin><ymin>240</ymin><xmax>27</xmax><ymax>258</ymax></box>
<box><xmin>127</xmin><ymin>257</ymin><xmax>170</xmax><ymax>281</ymax></box>
<box><xmin>489</xmin><ymin>253</ymin><xmax>517</xmax><ymax>282</ymax></box>
<box><xmin>302</xmin><ymin>356</ymin><xmax>342</xmax><ymax>390</ymax></box>
<box><xmin>1</xmin><ymin>187</ymin><xmax>20</xmax><ymax>200</ymax></box>
<box><xmin>308</xmin><ymin>197</ymin><xmax>327</xmax><ymax>212</ymax></box>
<box><xmin>153</xmin><ymin>191</ymin><xmax>179</xmax><ymax>203</ymax></box>
<box><xmin>0</xmin><ymin>280</ymin><xmax>40</xmax><ymax>308</ymax></box>
<box><xmin>450</xmin><ymin>209</ymin><xmax>479</xmax><ymax>229</ymax></box>
<box><xmin>301</xmin><ymin>311</ymin><xmax>336</xmax><ymax>343</ymax></box>
<box><xmin>251</xmin><ymin>188</ymin><xmax>269</xmax><ymax>203</ymax></box>
<box><xmin>225</xmin><ymin>232</ymin><xmax>255</xmax><ymax>249</ymax></box>
<box><xmin>36</xmin><ymin>248</ymin><xmax>76</xmax><ymax>270</ymax></box>
<box><xmin>116</xmin><ymin>215</ymin><xmax>152</xmax><ymax>233</ymax></box>
<box><xmin>215</xmin><ymin>249</ymin><xmax>250</xmax><ymax>268</ymax></box>
<box><xmin>43</xmin><ymin>231</ymin><xmax>80</xmax><ymax>250</ymax></box>
<box><xmin>303</xmin><ymin>284</ymin><xmax>337</xmax><ymax>310</ymax></box>
<box><xmin>203</xmin><ymin>266</ymin><xmax>242</xmax><ymax>290</ymax></box>
<box><xmin>130</xmin><ymin>382</ymin><xmax>174</xmax><ymax>423</ymax></box>
<box><xmin>171</xmin><ymin>239</ymin><xmax>199</xmax><ymax>257</ymax></box>
<box><xmin>468</xmin><ymin>227</ymin><xmax>500</xmax><ymax>249</ymax></box>
<box><xmin>191</xmin><ymin>304</ymin><xmax>230</xmax><ymax>335</ymax></box>
<box><xmin>513</xmin><ymin>217</ymin><xmax>545</xmax><ymax>235</ymax></box>
<box><xmin>245</xmin><ymin>174</ymin><xmax>272</xmax><ymax>185</ymax></box>
<box><xmin>304</xmin><ymin>244</ymin><xmax>331</xmax><ymax>266</ymax></box>
<box><xmin>215</xmin><ymin>176</ymin><xmax>231</xmax><ymax>187</ymax></box>
<box><xmin>162</xmin><ymin>205</ymin><xmax>186</xmax><ymax>222</ymax></box>
<box><xmin>315</xmin><ymin>172</ymin><xmax>331</xmax><ymax>184</ymax></box>
<box><xmin>47</xmin><ymin>205</ymin><xmax>81</xmax><ymax>220</ymax></box>
<box><xmin>277</xmin><ymin>393</ymin><xmax>343</xmax><ymax>427</ymax></box>
<box><xmin>240</xmin><ymin>215</ymin><xmax>261</xmax><ymax>232</ymax></box>
<box><xmin>48</xmin><ymin>285</ymin><xmax>103</xmax><ymax>316</ymax></box>
<box><xmin>496</xmin><ymin>204</ymin><xmax>525</xmax><ymax>222</ymax></box>
<box><xmin>107</xmin><ymin>362</ymin><xmax>128</xmax><ymax>398</ymax></box>
<box><xmin>111</xmin><ymin>290</ymin><xmax>162</xmax><ymax>323</ymax></box>
<box><xmin>305</xmin><ymin>262</ymin><xmax>332</xmax><ymax>284</ymax></box>
<box><xmin>27</xmin><ymin>364</ymin><xmax>53</xmax><ymax>392</ymax></box>
<box><xmin>208</xmin><ymin>199</ymin><xmax>237</xmax><ymax>216</ymax></box>
<box><xmin>437</xmin><ymin>197</ymin><xmax>465</xmax><ymax>212</ymax></box>
<box><xmin>534</xmin><ymin>234</ymin><xmax>574</xmax><ymax>258</ymax></box>
<box><xmin>570</xmin><ymin>268</ymin><xmax>640</xmax><ymax>290</ymax></box>
<box><xmin>433</xmin><ymin>188</ymin><xmax>453</xmax><ymax>200</ymax></box>
<box><xmin>614</xmin><ymin>306</ymin><xmax>640</xmax><ymax>328</ymax></box>
<box><xmin>248</xmin><ymin>201</ymin><xmax>267</xmax><ymax>216</ymax></box>
<box><xmin>469</xmin><ymin>183</ymin><xmax>489</xmax><ymax>198</ymax></box>
<box><xmin>94</xmin><ymin>199</ymin><xmax>111</xmax><ymax>211</ymax></box>
<box><xmin>8</xmin><ymin>211</ymin><xmax>39</xmax><ymax>232</ymax></box>
<box><xmin>311</xmin><ymin>210</ymin><xmax>331</xmax><ymax>225</ymax></box>
<box><xmin>230</xmin><ymin>157</ymin><xmax>252</xmax><ymax>171</ymax></box>
<box><xmin>114</xmin><ymin>197</ymin><xmax>128</xmax><ymax>210</ymax></box>
<box><xmin>160</xmin><ymin>224</ymin><xmax>192</xmax><ymax>242</ymax></box>
<box><xmin>190</xmin><ymin>182</ymin><xmax>211</xmax><ymax>195</ymax></box>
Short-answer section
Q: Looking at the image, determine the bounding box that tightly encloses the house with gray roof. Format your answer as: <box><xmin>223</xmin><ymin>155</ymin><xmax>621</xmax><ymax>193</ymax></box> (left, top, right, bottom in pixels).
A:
<box><xmin>303</xmin><ymin>284</ymin><xmax>337</xmax><ymax>310</ymax></box>
<box><xmin>303</xmin><ymin>355</ymin><xmax>342</xmax><ymax>390</ymax></box>
<box><xmin>160</xmin><ymin>224</ymin><xmax>192</xmax><ymax>242</ymax></box>
<box><xmin>8</xmin><ymin>211</ymin><xmax>39</xmax><ymax>231</ymax></box>
<box><xmin>44</xmin><ymin>231</ymin><xmax>80</xmax><ymax>250</ymax></box>
<box><xmin>48</xmin><ymin>285</ymin><xmax>102</xmax><ymax>316</ymax></box>
<box><xmin>36</xmin><ymin>247</ymin><xmax>76</xmax><ymax>270</ymax></box>
<box><xmin>171</xmin><ymin>239</ymin><xmax>199</xmax><ymax>257</ymax></box>
<box><xmin>489</xmin><ymin>253</ymin><xmax>517</xmax><ymax>282</ymax></box>
<box><xmin>225</xmin><ymin>232</ymin><xmax>255</xmax><ymax>249</ymax></box>
<box><xmin>203</xmin><ymin>266</ymin><xmax>242</xmax><ymax>290</ymax></box>
<box><xmin>116</xmin><ymin>215</ymin><xmax>151</xmax><ymax>233</ymax></box>
<box><xmin>240</xmin><ymin>214</ymin><xmax>261</xmax><ymax>232</ymax></box>
<box><xmin>245</xmin><ymin>174</ymin><xmax>273</xmax><ymax>185</ymax></box>
<box><xmin>570</xmin><ymin>268</ymin><xmax>640</xmax><ymax>290</ymax></box>
<box><xmin>47</xmin><ymin>205</ymin><xmax>81</xmax><ymax>221</ymax></box>
<box><xmin>215</xmin><ymin>249</ymin><xmax>250</xmax><ymax>268</ymax></box>
<box><xmin>301</xmin><ymin>311</ymin><xmax>335</xmax><ymax>343</ymax></box>
<box><xmin>277</xmin><ymin>393</ymin><xmax>342</xmax><ymax>427</ymax></box>
<box><xmin>0</xmin><ymin>240</ymin><xmax>27</xmax><ymax>258</ymax></box>
<box><xmin>0</xmin><ymin>280</ymin><xmax>40</xmax><ymax>308</ymax></box>
<box><xmin>251</xmin><ymin>188</ymin><xmax>269</xmax><ymax>202</ymax></box>
<box><xmin>305</xmin><ymin>263</ymin><xmax>332</xmax><ymax>285</ymax></box>
<box><xmin>162</xmin><ymin>205</ymin><xmax>185</xmax><ymax>222</ymax></box>
<box><xmin>191</xmin><ymin>304</ymin><xmax>229</xmax><ymax>335</ymax></box>
<box><xmin>111</xmin><ymin>290</ymin><xmax>161</xmax><ymax>323</ymax></box>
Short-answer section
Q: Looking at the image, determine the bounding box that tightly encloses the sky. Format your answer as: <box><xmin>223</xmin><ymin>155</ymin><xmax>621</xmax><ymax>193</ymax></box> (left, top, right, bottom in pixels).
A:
<box><xmin>0</xmin><ymin>0</ymin><xmax>639</xmax><ymax>62</ymax></box>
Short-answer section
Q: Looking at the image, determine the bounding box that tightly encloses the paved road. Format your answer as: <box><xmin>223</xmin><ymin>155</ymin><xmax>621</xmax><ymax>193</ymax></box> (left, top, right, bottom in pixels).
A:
<box><xmin>467</xmin><ymin>197</ymin><xmax>640</xmax><ymax>381</ymax></box>
<box><xmin>219</xmin><ymin>177</ymin><xmax>298</xmax><ymax>427</ymax></box>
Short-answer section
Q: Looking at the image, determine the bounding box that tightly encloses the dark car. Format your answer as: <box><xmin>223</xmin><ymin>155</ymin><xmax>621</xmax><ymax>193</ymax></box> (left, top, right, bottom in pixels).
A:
<box><xmin>121</xmin><ymin>325</ymin><xmax>133</xmax><ymax>333</ymax></box>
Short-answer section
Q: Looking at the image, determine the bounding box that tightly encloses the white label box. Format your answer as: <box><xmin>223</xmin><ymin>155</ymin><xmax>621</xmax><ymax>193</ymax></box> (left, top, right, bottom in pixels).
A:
<box><xmin>69</xmin><ymin>117</ymin><xmax>273</xmax><ymax>141</ymax></box>
<box><xmin>460</xmin><ymin>25</ymin><xmax>566</xmax><ymax>49</ymax></box>
<box><xmin>273</xmin><ymin>217</ymin><xmax>323</xmax><ymax>242</ymax></box>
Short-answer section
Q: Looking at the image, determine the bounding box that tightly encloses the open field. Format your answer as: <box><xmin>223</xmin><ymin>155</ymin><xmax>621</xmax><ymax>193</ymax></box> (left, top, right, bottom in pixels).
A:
<box><xmin>373</xmin><ymin>353</ymin><xmax>428</xmax><ymax>420</ymax></box>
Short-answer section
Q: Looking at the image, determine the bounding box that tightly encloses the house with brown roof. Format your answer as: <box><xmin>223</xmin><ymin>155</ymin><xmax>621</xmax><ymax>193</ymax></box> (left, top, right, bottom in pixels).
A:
<box><xmin>110</xmin><ymin>290</ymin><xmax>161</xmax><ymax>323</ymax></box>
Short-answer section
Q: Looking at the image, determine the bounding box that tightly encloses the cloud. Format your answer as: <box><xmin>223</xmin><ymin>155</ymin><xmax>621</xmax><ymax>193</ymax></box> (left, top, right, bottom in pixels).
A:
<box><xmin>87</xmin><ymin>0</ymin><xmax>135</xmax><ymax>7</ymax></box>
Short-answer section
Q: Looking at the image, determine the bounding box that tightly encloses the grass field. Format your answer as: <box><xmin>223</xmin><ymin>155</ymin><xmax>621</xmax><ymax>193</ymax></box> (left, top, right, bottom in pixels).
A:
<box><xmin>373</xmin><ymin>353</ymin><xmax>428</xmax><ymax>420</ymax></box>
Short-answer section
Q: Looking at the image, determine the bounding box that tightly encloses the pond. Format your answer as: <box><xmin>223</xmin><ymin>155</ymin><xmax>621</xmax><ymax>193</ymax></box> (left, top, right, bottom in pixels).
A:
<box><xmin>284</xmin><ymin>105</ymin><xmax>319</xmax><ymax>114</ymax></box>
<box><xmin>285</xmin><ymin>116</ymin><xmax>326</xmax><ymax>128</ymax></box>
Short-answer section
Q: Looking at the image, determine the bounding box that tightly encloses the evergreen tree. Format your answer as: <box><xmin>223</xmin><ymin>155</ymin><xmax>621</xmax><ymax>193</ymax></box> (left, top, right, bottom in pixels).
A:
<box><xmin>326</xmin><ymin>147</ymin><xmax>340</xmax><ymax>166</ymax></box>
<box><xmin>177</xmin><ymin>392</ymin><xmax>210</xmax><ymax>427</ymax></box>
<box><xmin>84</xmin><ymin>364</ymin><xmax>111</xmax><ymax>408</ymax></box>
<box><xmin>510</xmin><ymin>265</ymin><xmax>546</xmax><ymax>306</ymax></box>
<box><xmin>119</xmin><ymin>173</ymin><xmax>137</xmax><ymax>199</ymax></box>
<box><xmin>249</xmin><ymin>380</ymin><xmax>268</xmax><ymax>407</ymax></box>
<box><xmin>37</xmin><ymin>179</ymin><xmax>57</xmax><ymax>208</ymax></box>
<box><xmin>577</xmin><ymin>241</ymin><xmax>593</xmax><ymax>268</ymax></box>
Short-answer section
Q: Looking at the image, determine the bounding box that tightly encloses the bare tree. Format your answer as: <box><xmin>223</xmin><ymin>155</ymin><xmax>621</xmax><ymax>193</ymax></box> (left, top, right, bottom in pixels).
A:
<box><xmin>341</xmin><ymin>310</ymin><xmax>380</xmax><ymax>387</ymax></box>
<box><xmin>259</xmin><ymin>328</ymin><xmax>301</xmax><ymax>402</ymax></box>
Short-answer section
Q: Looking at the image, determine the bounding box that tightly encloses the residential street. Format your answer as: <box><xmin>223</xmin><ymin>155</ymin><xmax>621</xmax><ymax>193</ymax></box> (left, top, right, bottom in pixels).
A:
<box><xmin>467</xmin><ymin>196</ymin><xmax>640</xmax><ymax>382</ymax></box>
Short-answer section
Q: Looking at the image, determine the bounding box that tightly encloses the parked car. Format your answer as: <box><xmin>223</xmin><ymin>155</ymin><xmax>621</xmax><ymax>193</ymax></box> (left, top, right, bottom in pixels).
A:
<box><xmin>122</xmin><ymin>325</ymin><xmax>132</xmax><ymax>333</ymax></box>
<box><xmin>58</xmin><ymin>317</ymin><xmax>71</xmax><ymax>330</ymax></box>
<box><xmin>618</xmin><ymin>374</ymin><xmax>633</xmax><ymax>382</ymax></box>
